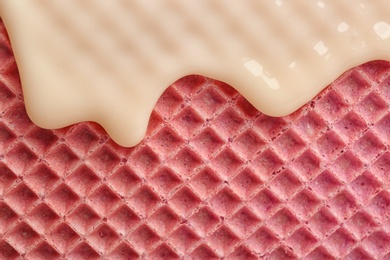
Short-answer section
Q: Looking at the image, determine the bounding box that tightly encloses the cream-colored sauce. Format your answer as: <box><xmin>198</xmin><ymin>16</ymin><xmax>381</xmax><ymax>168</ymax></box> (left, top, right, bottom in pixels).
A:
<box><xmin>0</xmin><ymin>1</ymin><xmax>390</xmax><ymax>147</ymax></box>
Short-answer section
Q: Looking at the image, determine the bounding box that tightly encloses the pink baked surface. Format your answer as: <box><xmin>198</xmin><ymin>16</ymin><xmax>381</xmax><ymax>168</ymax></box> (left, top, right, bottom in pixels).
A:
<box><xmin>0</xmin><ymin>21</ymin><xmax>389</xmax><ymax>259</ymax></box>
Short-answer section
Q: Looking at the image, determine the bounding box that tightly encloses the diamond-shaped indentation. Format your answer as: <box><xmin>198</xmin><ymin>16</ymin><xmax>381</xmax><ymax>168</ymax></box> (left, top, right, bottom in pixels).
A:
<box><xmin>87</xmin><ymin>224</ymin><xmax>120</xmax><ymax>252</ymax></box>
<box><xmin>209</xmin><ymin>187</ymin><xmax>241</xmax><ymax>217</ymax></box>
<box><xmin>365</xmin><ymin>191</ymin><xmax>390</xmax><ymax>223</ymax></box>
<box><xmin>129</xmin><ymin>186</ymin><xmax>160</xmax><ymax>217</ymax></box>
<box><xmin>169</xmin><ymin>187</ymin><xmax>201</xmax><ymax>217</ymax></box>
<box><xmin>294</xmin><ymin>111</ymin><xmax>327</xmax><ymax>140</ymax></box>
<box><xmin>316</xmin><ymin>130</ymin><xmax>346</xmax><ymax>161</ymax></box>
<box><xmin>188</xmin><ymin>207</ymin><xmax>220</xmax><ymax>237</ymax></box>
<box><xmin>108</xmin><ymin>205</ymin><xmax>140</xmax><ymax>237</ymax></box>
<box><xmin>26</xmin><ymin>203</ymin><xmax>60</xmax><ymax>234</ymax></box>
<box><xmin>0</xmin><ymin>81</ymin><xmax>16</xmax><ymax>111</ymax></box>
<box><xmin>251</xmin><ymin>149</ymin><xmax>284</xmax><ymax>181</ymax></box>
<box><xmin>0</xmin><ymin>162</ymin><xmax>17</xmax><ymax>195</ymax></box>
<box><xmin>328</xmin><ymin>190</ymin><xmax>358</xmax><ymax>221</ymax></box>
<box><xmin>149</xmin><ymin>127</ymin><xmax>183</xmax><ymax>160</ymax></box>
<box><xmin>67</xmin><ymin>204</ymin><xmax>100</xmax><ymax>235</ymax></box>
<box><xmin>6</xmin><ymin>143</ymin><xmax>38</xmax><ymax>175</ymax></box>
<box><xmin>362</xmin><ymin>231</ymin><xmax>390</xmax><ymax>259</ymax></box>
<box><xmin>268</xmin><ymin>246</ymin><xmax>297</xmax><ymax>259</ymax></box>
<box><xmin>379</xmin><ymin>72</ymin><xmax>390</xmax><ymax>101</ymax></box>
<box><xmin>168</xmin><ymin>147</ymin><xmax>202</xmax><ymax>179</ymax></box>
<box><xmin>212</xmin><ymin>107</ymin><xmax>245</xmax><ymax>140</ymax></box>
<box><xmin>168</xmin><ymin>225</ymin><xmax>200</xmax><ymax>254</ymax></box>
<box><xmin>87</xmin><ymin>185</ymin><xmax>120</xmax><ymax>216</ymax></box>
<box><xmin>87</xmin><ymin>145</ymin><xmax>120</xmax><ymax>175</ymax></box>
<box><xmin>107</xmin><ymin>166</ymin><xmax>141</xmax><ymax>198</ymax></box>
<box><xmin>190</xmin><ymin>127</ymin><xmax>224</xmax><ymax>160</ymax></box>
<box><xmin>285</xmin><ymin>227</ymin><xmax>318</xmax><ymax>258</ymax></box>
<box><xmin>174</xmin><ymin>75</ymin><xmax>206</xmax><ymax>97</ymax></box>
<box><xmin>352</xmin><ymin>131</ymin><xmax>386</xmax><ymax>164</ymax></box>
<box><xmin>192</xmin><ymin>86</ymin><xmax>226</xmax><ymax>118</ymax></box>
<box><xmin>24</xmin><ymin>127</ymin><xmax>58</xmax><ymax>155</ymax></box>
<box><xmin>345</xmin><ymin>247</ymin><xmax>373</xmax><ymax>260</ymax></box>
<box><xmin>334</xmin><ymin>69</ymin><xmax>371</xmax><ymax>104</ymax></box>
<box><xmin>308</xmin><ymin>207</ymin><xmax>339</xmax><ymax>239</ymax></box>
<box><xmin>267</xmin><ymin>208</ymin><xmax>300</xmax><ymax>238</ymax></box>
<box><xmin>189</xmin><ymin>167</ymin><xmax>222</xmax><ymax>200</ymax></box>
<box><xmin>4</xmin><ymin>183</ymin><xmax>39</xmax><ymax>214</ymax></box>
<box><xmin>316</xmin><ymin>90</ymin><xmax>349</xmax><ymax>123</ymax></box>
<box><xmin>146</xmin><ymin>110</ymin><xmax>164</xmax><ymax>136</ymax></box>
<box><xmin>148</xmin><ymin>206</ymin><xmax>179</xmax><ymax>237</ymax></box>
<box><xmin>291</xmin><ymin>149</ymin><xmax>321</xmax><ymax>181</ymax></box>
<box><xmin>208</xmin><ymin>226</ymin><xmax>240</xmax><ymax>256</ymax></box>
<box><xmin>26</xmin><ymin>241</ymin><xmax>60</xmax><ymax>260</ymax></box>
<box><xmin>154</xmin><ymin>87</ymin><xmax>184</xmax><ymax>118</ymax></box>
<box><xmin>362</xmin><ymin>60</ymin><xmax>390</xmax><ymax>82</ymax></box>
<box><xmin>269</xmin><ymin>169</ymin><xmax>302</xmax><ymax>200</ymax></box>
<box><xmin>215</xmin><ymin>80</ymin><xmax>238</xmax><ymax>98</ymax></box>
<box><xmin>227</xmin><ymin>245</ymin><xmax>257</xmax><ymax>260</ymax></box>
<box><xmin>374</xmin><ymin>113</ymin><xmax>390</xmax><ymax>146</ymax></box>
<box><xmin>227</xmin><ymin>207</ymin><xmax>260</xmax><ymax>238</ymax></box>
<box><xmin>289</xmin><ymin>189</ymin><xmax>321</xmax><ymax>220</ymax></box>
<box><xmin>107</xmin><ymin>242</ymin><xmax>139</xmax><ymax>260</ymax></box>
<box><xmin>246</xmin><ymin>226</ymin><xmax>278</xmax><ymax>254</ymax></box>
<box><xmin>305</xmin><ymin>246</ymin><xmax>333</xmax><ymax>260</ymax></box>
<box><xmin>310</xmin><ymin>170</ymin><xmax>343</xmax><ymax>199</ymax></box>
<box><xmin>46</xmin><ymin>183</ymin><xmax>80</xmax><ymax>216</ymax></box>
<box><xmin>273</xmin><ymin>130</ymin><xmax>306</xmax><ymax>161</ymax></box>
<box><xmin>230</xmin><ymin>168</ymin><xmax>263</xmax><ymax>200</ymax></box>
<box><xmin>127</xmin><ymin>224</ymin><xmax>160</xmax><ymax>253</ymax></box>
<box><xmin>149</xmin><ymin>167</ymin><xmax>182</xmax><ymax>197</ymax></box>
<box><xmin>0</xmin><ymin>240</ymin><xmax>19</xmax><ymax>260</ymax></box>
<box><xmin>66</xmin><ymin>165</ymin><xmax>100</xmax><ymax>197</ymax></box>
<box><xmin>348</xmin><ymin>171</ymin><xmax>381</xmax><ymax>205</ymax></box>
<box><xmin>211</xmin><ymin>148</ymin><xmax>243</xmax><ymax>180</ymax></box>
<box><xmin>371</xmin><ymin>152</ymin><xmax>390</xmax><ymax>183</ymax></box>
<box><xmin>67</xmin><ymin>242</ymin><xmax>100</xmax><ymax>260</ymax></box>
<box><xmin>345</xmin><ymin>210</ymin><xmax>378</xmax><ymax>240</ymax></box>
<box><xmin>5</xmin><ymin>222</ymin><xmax>39</xmax><ymax>253</ymax></box>
<box><xmin>0</xmin><ymin>202</ymin><xmax>18</xmax><ymax>234</ymax></box>
<box><xmin>0</xmin><ymin>39</ymin><xmax>13</xmax><ymax>66</ymax></box>
<box><xmin>148</xmin><ymin>243</ymin><xmax>179</xmax><ymax>260</ymax></box>
<box><xmin>231</xmin><ymin>129</ymin><xmax>266</xmax><ymax>161</ymax></box>
<box><xmin>130</xmin><ymin>145</ymin><xmax>161</xmax><ymax>177</ymax></box>
<box><xmin>254</xmin><ymin>114</ymin><xmax>288</xmax><ymax>141</ymax></box>
<box><xmin>248</xmin><ymin>188</ymin><xmax>281</xmax><ymax>219</ymax></box>
<box><xmin>3</xmin><ymin>102</ymin><xmax>33</xmax><ymax>134</ymax></box>
<box><xmin>189</xmin><ymin>244</ymin><xmax>219</xmax><ymax>259</ymax></box>
<box><xmin>235</xmin><ymin>94</ymin><xmax>260</xmax><ymax>118</ymax></box>
<box><xmin>24</xmin><ymin>163</ymin><xmax>60</xmax><ymax>196</ymax></box>
<box><xmin>172</xmin><ymin>106</ymin><xmax>204</xmax><ymax>139</ymax></box>
<box><xmin>333</xmin><ymin>111</ymin><xmax>367</xmax><ymax>144</ymax></box>
<box><xmin>357</xmin><ymin>92</ymin><xmax>388</xmax><ymax>124</ymax></box>
<box><xmin>49</xmin><ymin>223</ymin><xmax>80</xmax><ymax>254</ymax></box>
<box><xmin>330</xmin><ymin>151</ymin><xmax>364</xmax><ymax>182</ymax></box>
<box><xmin>46</xmin><ymin>144</ymin><xmax>79</xmax><ymax>175</ymax></box>
<box><xmin>323</xmin><ymin>227</ymin><xmax>357</xmax><ymax>258</ymax></box>
<box><xmin>65</xmin><ymin>124</ymin><xmax>100</xmax><ymax>156</ymax></box>
<box><xmin>0</xmin><ymin>122</ymin><xmax>16</xmax><ymax>151</ymax></box>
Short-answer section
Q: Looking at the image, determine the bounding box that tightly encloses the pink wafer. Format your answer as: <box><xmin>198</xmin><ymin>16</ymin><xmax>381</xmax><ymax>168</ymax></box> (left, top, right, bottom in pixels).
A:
<box><xmin>0</xmin><ymin>19</ymin><xmax>389</xmax><ymax>259</ymax></box>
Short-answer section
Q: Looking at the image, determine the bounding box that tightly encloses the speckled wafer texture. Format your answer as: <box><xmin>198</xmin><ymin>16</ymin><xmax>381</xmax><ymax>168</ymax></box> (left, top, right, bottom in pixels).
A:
<box><xmin>0</xmin><ymin>21</ymin><xmax>389</xmax><ymax>259</ymax></box>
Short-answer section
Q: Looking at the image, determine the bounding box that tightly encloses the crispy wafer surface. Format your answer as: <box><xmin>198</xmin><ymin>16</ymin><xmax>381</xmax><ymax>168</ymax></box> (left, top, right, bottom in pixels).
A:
<box><xmin>0</xmin><ymin>20</ymin><xmax>389</xmax><ymax>259</ymax></box>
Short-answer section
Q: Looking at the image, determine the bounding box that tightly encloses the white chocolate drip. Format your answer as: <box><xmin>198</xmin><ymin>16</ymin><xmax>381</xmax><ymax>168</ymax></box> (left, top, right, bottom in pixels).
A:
<box><xmin>1</xmin><ymin>1</ymin><xmax>390</xmax><ymax>146</ymax></box>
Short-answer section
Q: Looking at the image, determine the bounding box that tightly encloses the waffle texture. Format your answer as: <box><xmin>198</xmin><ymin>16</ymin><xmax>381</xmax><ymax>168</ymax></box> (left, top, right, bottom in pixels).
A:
<box><xmin>0</xmin><ymin>20</ymin><xmax>390</xmax><ymax>259</ymax></box>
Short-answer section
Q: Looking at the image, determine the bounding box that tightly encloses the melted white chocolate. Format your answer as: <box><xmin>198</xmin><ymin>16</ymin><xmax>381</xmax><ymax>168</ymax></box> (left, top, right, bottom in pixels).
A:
<box><xmin>1</xmin><ymin>1</ymin><xmax>390</xmax><ymax>146</ymax></box>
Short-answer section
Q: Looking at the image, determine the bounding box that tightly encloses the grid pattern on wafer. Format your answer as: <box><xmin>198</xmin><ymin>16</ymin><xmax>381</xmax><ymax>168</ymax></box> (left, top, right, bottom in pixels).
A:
<box><xmin>0</xmin><ymin>20</ymin><xmax>390</xmax><ymax>259</ymax></box>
